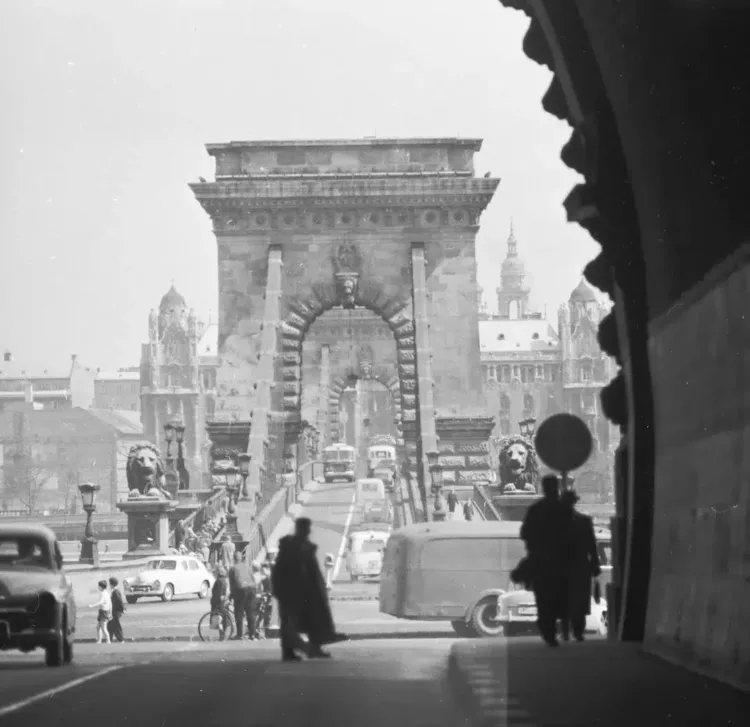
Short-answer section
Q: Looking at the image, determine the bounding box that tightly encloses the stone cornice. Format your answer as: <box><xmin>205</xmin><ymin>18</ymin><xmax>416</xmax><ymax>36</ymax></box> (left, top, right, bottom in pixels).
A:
<box><xmin>206</xmin><ymin>137</ymin><xmax>483</xmax><ymax>152</ymax></box>
<box><xmin>190</xmin><ymin>176</ymin><xmax>499</xmax><ymax>203</ymax></box>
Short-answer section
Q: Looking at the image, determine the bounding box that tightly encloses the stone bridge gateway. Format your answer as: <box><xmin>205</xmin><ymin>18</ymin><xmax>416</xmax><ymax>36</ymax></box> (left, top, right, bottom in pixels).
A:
<box><xmin>191</xmin><ymin>138</ymin><xmax>499</xmax><ymax>500</ymax></box>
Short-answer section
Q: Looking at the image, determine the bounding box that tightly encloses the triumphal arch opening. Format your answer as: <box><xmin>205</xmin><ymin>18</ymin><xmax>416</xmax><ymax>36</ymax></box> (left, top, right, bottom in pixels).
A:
<box><xmin>191</xmin><ymin>138</ymin><xmax>500</xmax><ymax>497</ymax></box>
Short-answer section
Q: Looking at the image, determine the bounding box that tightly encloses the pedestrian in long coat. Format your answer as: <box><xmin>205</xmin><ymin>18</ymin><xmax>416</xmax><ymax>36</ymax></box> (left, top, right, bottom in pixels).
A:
<box><xmin>560</xmin><ymin>490</ymin><xmax>601</xmax><ymax>641</ymax></box>
<box><xmin>520</xmin><ymin>475</ymin><xmax>569</xmax><ymax>647</ymax></box>
<box><xmin>271</xmin><ymin>518</ymin><xmax>345</xmax><ymax>661</ymax></box>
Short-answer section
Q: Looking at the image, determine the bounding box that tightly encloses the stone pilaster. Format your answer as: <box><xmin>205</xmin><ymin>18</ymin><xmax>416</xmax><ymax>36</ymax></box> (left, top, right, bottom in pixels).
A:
<box><xmin>435</xmin><ymin>416</ymin><xmax>495</xmax><ymax>486</ymax></box>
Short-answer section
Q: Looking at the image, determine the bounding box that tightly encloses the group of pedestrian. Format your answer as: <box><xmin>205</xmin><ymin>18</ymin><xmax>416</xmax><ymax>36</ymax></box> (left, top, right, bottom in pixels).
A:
<box><xmin>519</xmin><ymin>474</ymin><xmax>602</xmax><ymax>647</ymax></box>
<box><xmin>88</xmin><ymin>576</ymin><xmax>126</xmax><ymax>644</ymax></box>
<box><xmin>211</xmin><ymin>548</ymin><xmax>275</xmax><ymax>641</ymax></box>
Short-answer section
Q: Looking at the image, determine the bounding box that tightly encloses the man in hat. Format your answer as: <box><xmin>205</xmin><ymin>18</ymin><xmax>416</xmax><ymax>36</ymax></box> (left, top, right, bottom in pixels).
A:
<box><xmin>272</xmin><ymin>517</ymin><xmax>346</xmax><ymax>661</ymax></box>
<box><xmin>520</xmin><ymin>474</ymin><xmax>569</xmax><ymax>646</ymax></box>
<box><xmin>220</xmin><ymin>534</ymin><xmax>235</xmax><ymax>571</ymax></box>
<box><xmin>560</xmin><ymin>489</ymin><xmax>601</xmax><ymax>641</ymax></box>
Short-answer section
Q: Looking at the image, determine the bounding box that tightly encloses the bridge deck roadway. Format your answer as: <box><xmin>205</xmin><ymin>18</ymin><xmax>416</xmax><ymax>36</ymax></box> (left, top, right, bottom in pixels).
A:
<box><xmin>64</xmin><ymin>476</ymin><xmax>450</xmax><ymax>642</ymax></box>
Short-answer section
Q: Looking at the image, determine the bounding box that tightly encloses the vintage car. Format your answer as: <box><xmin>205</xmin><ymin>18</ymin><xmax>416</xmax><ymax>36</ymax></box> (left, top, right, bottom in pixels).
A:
<box><xmin>492</xmin><ymin>587</ymin><xmax>608</xmax><ymax>638</ymax></box>
<box><xmin>0</xmin><ymin>524</ymin><xmax>76</xmax><ymax>667</ymax></box>
<box><xmin>362</xmin><ymin>498</ymin><xmax>395</xmax><ymax>525</ymax></box>
<box><xmin>346</xmin><ymin>528</ymin><xmax>391</xmax><ymax>581</ymax></box>
<box><xmin>122</xmin><ymin>555</ymin><xmax>214</xmax><ymax>603</ymax></box>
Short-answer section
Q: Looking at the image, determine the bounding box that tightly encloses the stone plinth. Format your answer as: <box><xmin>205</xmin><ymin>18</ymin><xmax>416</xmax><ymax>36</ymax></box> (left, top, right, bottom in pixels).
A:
<box><xmin>117</xmin><ymin>498</ymin><xmax>179</xmax><ymax>560</ymax></box>
<box><xmin>435</xmin><ymin>416</ymin><xmax>495</xmax><ymax>487</ymax></box>
<box><xmin>491</xmin><ymin>494</ymin><xmax>541</xmax><ymax>522</ymax></box>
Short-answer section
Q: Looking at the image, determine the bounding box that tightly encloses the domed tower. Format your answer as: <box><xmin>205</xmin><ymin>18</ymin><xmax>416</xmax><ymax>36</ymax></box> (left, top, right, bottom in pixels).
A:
<box><xmin>568</xmin><ymin>277</ymin><xmax>599</xmax><ymax>327</ymax></box>
<box><xmin>496</xmin><ymin>222</ymin><xmax>531</xmax><ymax>319</ymax></box>
<box><xmin>158</xmin><ymin>284</ymin><xmax>189</xmax><ymax>336</ymax></box>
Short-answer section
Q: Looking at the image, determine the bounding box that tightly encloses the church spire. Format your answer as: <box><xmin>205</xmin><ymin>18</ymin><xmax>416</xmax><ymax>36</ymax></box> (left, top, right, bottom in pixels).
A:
<box><xmin>507</xmin><ymin>219</ymin><xmax>517</xmax><ymax>256</ymax></box>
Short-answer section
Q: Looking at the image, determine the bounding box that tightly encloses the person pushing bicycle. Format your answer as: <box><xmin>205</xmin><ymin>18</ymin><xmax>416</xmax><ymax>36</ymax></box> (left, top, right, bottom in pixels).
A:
<box><xmin>210</xmin><ymin>566</ymin><xmax>232</xmax><ymax>640</ymax></box>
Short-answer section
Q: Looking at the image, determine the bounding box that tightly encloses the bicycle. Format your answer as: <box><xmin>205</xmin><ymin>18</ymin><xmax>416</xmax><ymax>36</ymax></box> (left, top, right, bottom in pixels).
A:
<box><xmin>197</xmin><ymin>602</ymin><xmax>236</xmax><ymax>642</ymax></box>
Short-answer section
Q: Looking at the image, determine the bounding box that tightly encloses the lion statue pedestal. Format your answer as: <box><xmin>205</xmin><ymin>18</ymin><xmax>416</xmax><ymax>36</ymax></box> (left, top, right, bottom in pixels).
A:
<box><xmin>117</xmin><ymin>498</ymin><xmax>179</xmax><ymax>560</ymax></box>
<box><xmin>116</xmin><ymin>443</ymin><xmax>179</xmax><ymax>560</ymax></box>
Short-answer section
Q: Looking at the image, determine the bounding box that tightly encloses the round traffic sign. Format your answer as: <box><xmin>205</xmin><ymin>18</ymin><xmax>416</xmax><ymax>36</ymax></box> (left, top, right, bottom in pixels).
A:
<box><xmin>534</xmin><ymin>413</ymin><xmax>592</xmax><ymax>473</ymax></box>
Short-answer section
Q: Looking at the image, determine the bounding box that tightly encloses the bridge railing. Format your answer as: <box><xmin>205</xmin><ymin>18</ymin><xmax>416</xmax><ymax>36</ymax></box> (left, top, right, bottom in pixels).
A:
<box><xmin>471</xmin><ymin>483</ymin><xmax>502</xmax><ymax>521</ymax></box>
<box><xmin>295</xmin><ymin>459</ymin><xmax>324</xmax><ymax>497</ymax></box>
<box><xmin>240</xmin><ymin>458</ymin><xmax>324</xmax><ymax>563</ymax></box>
<box><xmin>168</xmin><ymin>485</ymin><xmax>229</xmax><ymax>549</ymax></box>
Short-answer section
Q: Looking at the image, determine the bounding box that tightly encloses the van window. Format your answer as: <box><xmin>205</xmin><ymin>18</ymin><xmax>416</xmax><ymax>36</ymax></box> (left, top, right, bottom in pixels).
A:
<box><xmin>597</xmin><ymin>541</ymin><xmax>612</xmax><ymax>567</ymax></box>
<box><xmin>361</xmin><ymin>540</ymin><xmax>386</xmax><ymax>553</ymax></box>
<box><xmin>420</xmin><ymin>537</ymin><xmax>526</xmax><ymax>571</ymax></box>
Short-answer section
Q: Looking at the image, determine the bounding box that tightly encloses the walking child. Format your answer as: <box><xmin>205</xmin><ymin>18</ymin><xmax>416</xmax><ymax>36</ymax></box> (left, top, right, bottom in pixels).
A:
<box><xmin>89</xmin><ymin>579</ymin><xmax>112</xmax><ymax>644</ymax></box>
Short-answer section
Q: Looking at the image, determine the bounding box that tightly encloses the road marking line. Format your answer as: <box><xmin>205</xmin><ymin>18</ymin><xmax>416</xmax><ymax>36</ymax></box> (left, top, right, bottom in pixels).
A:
<box><xmin>331</xmin><ymin>490</ymin><xmax>357</xmax><ymax>583</ymax></box>
<box><xmin>0</xmin><ymin>666</ymin><xmax>122</xmax><ymax>718</ymax></box>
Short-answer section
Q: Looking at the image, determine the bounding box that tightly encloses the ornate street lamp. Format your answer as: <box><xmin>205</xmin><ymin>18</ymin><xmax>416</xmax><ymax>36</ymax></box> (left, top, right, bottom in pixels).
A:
<box><xmin>78</xmin><ymin>482</ymin><xmax>100</xmax><ymax>567</ymax></box>
<box><xmin>238</xmin><ymin>454</ymin><xmax>251</xmax><ymax>499</ymax></box>
<box><xmin>426</xmin><ymin>450</ymin><xmax>439</xmax><ymax>470</ymax></box>
<box><xmin>518</xmin><ymin>417</ymin><xmax>537</xmax><ymax>438</ymax></box>
<box><xmin>164</xmin><ymin>417</ymin><xmax>188</xmax><ymax>491</ymax></box>
<box><xmin>163</xmin><ymin>419</ymin><xmax>175</xmax><ymax>454</ymax></box>
<box><xmin>222</xmin><ymin>465</ymin><xmax>241</xmax><ymax>504</ymax></box>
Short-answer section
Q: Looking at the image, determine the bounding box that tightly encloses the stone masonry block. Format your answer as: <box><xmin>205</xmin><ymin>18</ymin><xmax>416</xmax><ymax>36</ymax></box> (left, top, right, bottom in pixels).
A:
<box><xmin>397</xmin><ymin>336</ymin><xmax>416</xmax><ymax>349</ymax></box>
<box><xmin>466</xmin><ymin>456</ymin><xmax>492</xmax><ymax>469</ymax></box>
<box><xmin>398</xmin><ymin>350</ymin><xmax>416</xmax><ymax>362</ymax></box>
<box><xmin>398</xmin><ymin>364</ymin><xmax>416</xmax><ymax>379</ymax></box>
<box><xmin>439</xmin><ymin>456</ymin><xmax>466</xmax><ymax>469</ymax></box>
<box><xmin>400</xmin><ymin>379</ymin><xmax>416</xmax><ymax>391</ymax></box>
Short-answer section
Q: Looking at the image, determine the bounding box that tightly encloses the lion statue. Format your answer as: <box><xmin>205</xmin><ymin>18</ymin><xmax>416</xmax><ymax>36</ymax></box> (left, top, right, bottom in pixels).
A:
<box><xmin>497</xmin><ymin>436</ymin><xmax>539</xmax><ymax>494</ymax></box>
<box><xmin>126</xmin><ymin>443</ymin><xmax>168</xmax><ymax>499</ymax></box>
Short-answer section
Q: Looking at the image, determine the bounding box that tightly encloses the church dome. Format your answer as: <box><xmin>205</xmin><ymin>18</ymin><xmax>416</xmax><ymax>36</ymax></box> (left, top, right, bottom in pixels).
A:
<box><xmin>569</xmin><ymin>277</ymin><xmax>598</xmax><ymax>303</ymax></box>
<box><xmin>159</xmin><ymin>284</ymin><xmax>187</xmax><ymax>312</ymax></box>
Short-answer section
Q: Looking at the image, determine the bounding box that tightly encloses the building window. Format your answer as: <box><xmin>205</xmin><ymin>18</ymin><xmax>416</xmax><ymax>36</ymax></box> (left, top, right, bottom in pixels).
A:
<box><xmin>523</xmin><ymin>393</ymin><xmax>534</xmax><ymax>414</ymax></box>
<box><xmin>581</xmin><ymin>361</ymin><xmax>592</xmax><ymax>382</ymax></box>
<box><xmin>501</xmin><ymin>365</ymin><xmax>511</xmax><ymax>383</ymax></box>
<box><xmin>500</xmin><ymin>395</ymin><xmax>510</xmax><ymax>413</ymax></box>
<box><xmin>500</xmin><ymin>419</ymin><xmax>511</xmax><ymax>435</ymax></box>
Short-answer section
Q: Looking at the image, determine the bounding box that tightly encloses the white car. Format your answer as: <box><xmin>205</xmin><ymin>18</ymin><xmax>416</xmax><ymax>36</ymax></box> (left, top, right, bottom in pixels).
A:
<box><xmin>122</xmin><ymin>556</ymin><xmax>214</xmax><ymax>604</ymax></box>
<box><xmin>493</xmin><ymin>588</ymin><xmax>608</xmax><ymax>637</ymax></box>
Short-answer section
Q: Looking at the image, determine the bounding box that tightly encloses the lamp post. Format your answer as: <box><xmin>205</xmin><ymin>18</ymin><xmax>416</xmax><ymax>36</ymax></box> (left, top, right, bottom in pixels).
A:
<box><xmin>164</xmin><ymin>417</ymin><xmax>188</xmax><ymax>491</ymax></box>
<box><xmin>518</xmin><ymin>417</ymin><xmax>537</xmax><ymax>439</ymax></box>
<box><xmin>78</xmin><ymin>482</ymin><xmax>100</xmax><ymax>567</ymax></box>
<box><xmin>238</xmin><ymin>454</ymin><xmax>251</xmax><ymax>499</ymax></box>
<box><xmin>222</xmin><ymin>465</ymin><xmax>241</xmax><ymax>505</ymax></box>
<box><xmin>426</xmin><ymin>450</ymin><xmax>439</xmax><ymax>494</ymax></box>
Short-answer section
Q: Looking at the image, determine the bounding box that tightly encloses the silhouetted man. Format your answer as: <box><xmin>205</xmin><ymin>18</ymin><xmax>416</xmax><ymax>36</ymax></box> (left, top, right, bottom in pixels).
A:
<box><xmin>520</xmin><ymin>475</ymin><xmax>568</xmax><ymax>646</ymax></box>
<box><xmin>229</xmin><ymin>551</ymin><xmax>257</xmax><ymax>640</ymax></box>
<box><xmin>272</xmin><ymin>518</ymin><xmax>346</xmax><ymax>661</ymax></box>
<box><xmin>560</xmin><ymin>490</ymin><xmax>601</xmax><ymax>641</ymax></box>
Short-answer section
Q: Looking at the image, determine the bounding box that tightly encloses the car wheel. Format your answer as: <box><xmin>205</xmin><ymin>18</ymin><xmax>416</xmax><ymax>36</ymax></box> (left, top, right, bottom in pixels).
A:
<box><xmin>125</xmin><ymin>595</ymin><xmax>139</xmax><ymax>605</ymax></box>
<box><xmin>45</xmin><ymin>608</ymin><xmax>65</xmax><ymax>667</ymax></box>
<box><xmin>472</xmin><ymin>598</ymin><xmax>506</xmax><ymax>638</ymax></box>
<box><xmin>198</xmin><ymin>581</ymin><xmax>210</xmax><ymax>599</ymax></box>
<box><xmin>451</xmin><ymin>620</ymin><xmax>477</xmax><ymax>638</ymax></box>
<box><xmin>161</xmin><ymin>584</ymin><xmax>174</xmax><ymax>602</ymax></box>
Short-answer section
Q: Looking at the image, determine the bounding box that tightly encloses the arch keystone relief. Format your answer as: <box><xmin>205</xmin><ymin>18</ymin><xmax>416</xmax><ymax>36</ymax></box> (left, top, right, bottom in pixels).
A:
<box><xmin>191</xmin><ymin>138</ymin><xmax>500</xmax><ymax>495</ymax></box>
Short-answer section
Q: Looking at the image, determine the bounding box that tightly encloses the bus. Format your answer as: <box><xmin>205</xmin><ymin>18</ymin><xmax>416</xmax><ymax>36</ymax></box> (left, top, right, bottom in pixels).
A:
<box><xmin>323</xmin><ymin>443</ymin><xmax>356</xmax><ymax>483</ymax></box>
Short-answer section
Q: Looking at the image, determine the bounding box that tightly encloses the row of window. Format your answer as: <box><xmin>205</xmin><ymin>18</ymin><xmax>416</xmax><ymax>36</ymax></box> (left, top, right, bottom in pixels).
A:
<box><xmin>484</xmin><ymin>364</ymin><xmax>559</xmax><ymax>384</ymax></box>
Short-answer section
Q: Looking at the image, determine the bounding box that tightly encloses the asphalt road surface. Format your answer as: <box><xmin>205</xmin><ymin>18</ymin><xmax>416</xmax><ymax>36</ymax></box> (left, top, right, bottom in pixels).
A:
<box><xmin>0</xmin><ymin>639</ymin><xmax>469</xmax><ymax>727</ymax></box>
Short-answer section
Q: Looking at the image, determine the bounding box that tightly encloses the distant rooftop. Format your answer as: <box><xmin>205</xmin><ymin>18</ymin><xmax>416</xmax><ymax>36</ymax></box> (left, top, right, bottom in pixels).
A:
<box><xmin>479</xmin><ymin>319</ymin><xmax>560</xmax><ymax>353</ymax></box>
<box><xmin>86</xmin><ymin>408</ymin><xmax>143</xmax><ymax>436</ymax></box>
<box><xmin>95</xmin><ymin>370</ymin><xmax>140</xmax><ymax>381</ymax></box>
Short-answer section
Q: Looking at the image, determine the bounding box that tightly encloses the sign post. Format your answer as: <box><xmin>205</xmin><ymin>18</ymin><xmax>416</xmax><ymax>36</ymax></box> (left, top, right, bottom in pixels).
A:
<box><xmin>534</xmin><ymin>413</ymin><xmax>593</xmax><ymax>492</ymax></box>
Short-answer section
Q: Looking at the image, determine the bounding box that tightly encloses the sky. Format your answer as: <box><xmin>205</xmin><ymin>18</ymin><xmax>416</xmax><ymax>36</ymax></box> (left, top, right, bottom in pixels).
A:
<box><xmin>0</xmin><ymin>0</ymin><xmax>598</xmax><ymax>371</ymax></box>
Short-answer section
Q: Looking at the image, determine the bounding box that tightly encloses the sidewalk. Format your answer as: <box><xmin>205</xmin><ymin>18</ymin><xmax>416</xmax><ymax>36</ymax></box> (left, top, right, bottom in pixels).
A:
<box><xmin>447</xmin><ymin>639</ymin><xmax>750</xmax><ymax>726</ymax></box>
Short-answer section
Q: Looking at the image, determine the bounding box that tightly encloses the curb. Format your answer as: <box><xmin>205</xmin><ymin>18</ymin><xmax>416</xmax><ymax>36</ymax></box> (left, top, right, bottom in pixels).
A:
<box><xmin>329</xmin><ymin>594</ymin><xmax>379</xmax><ymax>602</ymax></box>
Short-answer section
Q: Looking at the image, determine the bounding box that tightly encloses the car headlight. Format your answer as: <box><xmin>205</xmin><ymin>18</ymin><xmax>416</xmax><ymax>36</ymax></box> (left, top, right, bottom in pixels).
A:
<box><xmin>152</xmin><ymin>580</ymin><xmax>161</xmax><ymax>590</ymax></box>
